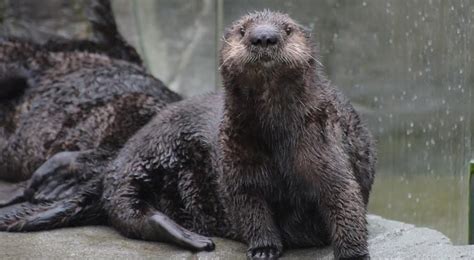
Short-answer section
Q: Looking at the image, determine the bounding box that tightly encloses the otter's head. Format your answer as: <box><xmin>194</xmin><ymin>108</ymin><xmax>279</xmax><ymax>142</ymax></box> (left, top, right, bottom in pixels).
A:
<box><xmin>220</xmin><ymin>11</ymin><xmax>315</xmax><ymax>75</ymax></box>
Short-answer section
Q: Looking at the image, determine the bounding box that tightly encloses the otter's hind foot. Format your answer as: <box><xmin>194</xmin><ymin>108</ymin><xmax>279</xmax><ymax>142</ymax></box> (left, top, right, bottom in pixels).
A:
<box><xmin>0</xmin><ymin>200</ymin><xmax>76</xmax><ymax>231</ymax></box>
<box><xmin>0</xmin><ymin>150</ymin><xmax>105</xmax><ymax>231</ymax></box>
<box><xmin>0</xmin><ymin>180</ymin><xmax>103</xmax><ymax>231</ymax></box>
<box><xmin>147</xmin><ymin>212</ymin><xmax>215</xmax><ymax>252</ymax></box>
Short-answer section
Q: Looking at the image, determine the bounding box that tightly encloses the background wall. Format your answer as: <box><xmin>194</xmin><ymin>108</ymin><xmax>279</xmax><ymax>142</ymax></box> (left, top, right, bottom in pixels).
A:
<box><xmin>0</xmin><ymin>0</ymin><xmax>472</xmax><ymax>244</ymax></box>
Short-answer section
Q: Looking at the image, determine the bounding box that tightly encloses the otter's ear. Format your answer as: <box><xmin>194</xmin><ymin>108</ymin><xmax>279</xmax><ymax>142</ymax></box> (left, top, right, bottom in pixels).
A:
<box><xmin>224</xmin><ymin>26</ymin><xmax>234</xmax><ymax>39</ymax></box>
<box><xmin>300</xmin><ymin>25</ymin><xmax>312</xmax><ymax>39</ymax></box>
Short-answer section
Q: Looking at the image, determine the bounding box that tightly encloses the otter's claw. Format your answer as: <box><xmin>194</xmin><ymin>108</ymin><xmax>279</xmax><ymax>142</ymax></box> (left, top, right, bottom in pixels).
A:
<box><xmin>247</xmin><ymin>247</ymin><xmax>281</xmax><ymax>260</ymax></box>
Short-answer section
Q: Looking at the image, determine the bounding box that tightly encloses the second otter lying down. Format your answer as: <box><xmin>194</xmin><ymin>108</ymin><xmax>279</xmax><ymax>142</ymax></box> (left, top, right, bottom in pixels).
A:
<box><xmin>0</xmin><ymin>11</ymin><xmax>375</xmax><ymax>260</ymax></box>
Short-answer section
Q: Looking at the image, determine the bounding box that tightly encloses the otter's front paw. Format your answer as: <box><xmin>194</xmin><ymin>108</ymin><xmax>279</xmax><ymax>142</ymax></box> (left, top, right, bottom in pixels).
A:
<box><xmin>247</xmin><ymin>247</ymin><xmax>281</xmax><ymax>260</ymax></box>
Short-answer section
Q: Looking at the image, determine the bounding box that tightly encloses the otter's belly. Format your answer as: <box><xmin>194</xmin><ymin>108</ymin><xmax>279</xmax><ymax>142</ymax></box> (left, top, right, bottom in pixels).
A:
<box><xmin>274</xmin><ymin>203</ymin><xmax>331</xmax><ymax>248</ymax></box>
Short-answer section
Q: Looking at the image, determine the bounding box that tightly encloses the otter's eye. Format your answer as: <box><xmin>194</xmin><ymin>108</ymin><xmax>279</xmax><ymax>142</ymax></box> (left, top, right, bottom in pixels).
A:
<box><xmin>285</xmin><ymin>26</ymin><xmax>292</xmax><ymax>35</ymax></box>
<box><xmin>240</xmin><ymin>27</ymin><xmax>246</xmax><ymax>36</ymax></box>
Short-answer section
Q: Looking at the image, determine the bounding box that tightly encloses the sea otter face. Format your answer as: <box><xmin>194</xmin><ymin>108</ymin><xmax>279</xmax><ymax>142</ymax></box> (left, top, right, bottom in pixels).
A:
<box><xmin>220</xmin><ymin>11</ymin><xmax>314</xmax><ymax>72</ymax></box>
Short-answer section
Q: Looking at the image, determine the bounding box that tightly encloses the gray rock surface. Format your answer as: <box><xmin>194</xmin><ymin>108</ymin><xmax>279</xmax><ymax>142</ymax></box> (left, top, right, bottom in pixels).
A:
<box><xmin>0</xmin><ymin>182</ymin><xmax>473</xmax><ymax>260</ymax></box>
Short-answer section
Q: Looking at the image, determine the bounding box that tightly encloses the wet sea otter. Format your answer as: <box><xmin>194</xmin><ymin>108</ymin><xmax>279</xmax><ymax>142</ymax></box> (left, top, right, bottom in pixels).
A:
<box><xmin>0</xmin><ymin>0</ymin><xmax>180</xmax><ymax>229</ymax></box>
<box><xmin>0</xmin><ymin>10</ymin><xmax>375</xmax><ymax>260</ymax></box>
<box><xmin>0</xmin><ymin>0</ymin><xmax>180</xmax><ymax>182</ymax></box>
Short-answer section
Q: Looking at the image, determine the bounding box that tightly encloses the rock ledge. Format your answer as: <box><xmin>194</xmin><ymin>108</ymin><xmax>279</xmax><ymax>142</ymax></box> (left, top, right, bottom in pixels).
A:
<box><xmin>0</xmin><ymin>214</ymin><xmax>473</xmax><ymax>259</ymax></box>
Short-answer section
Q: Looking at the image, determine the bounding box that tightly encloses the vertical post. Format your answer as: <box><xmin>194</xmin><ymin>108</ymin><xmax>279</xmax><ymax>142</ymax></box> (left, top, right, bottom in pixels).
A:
<box><xmin>215</xmin><ymin>0</ymin><xmax>224</xmax><ymax>90</ymax></box>
<box><xmin>469</xmin><ymin>160</ymin><xmax>474</xmax><ymax>244</ymax></box>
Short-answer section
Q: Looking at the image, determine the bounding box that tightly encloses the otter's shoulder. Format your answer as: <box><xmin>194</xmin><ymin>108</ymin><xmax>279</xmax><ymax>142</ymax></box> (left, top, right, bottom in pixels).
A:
<box><xmin>309</xmin><ymin>83</ymin><xmax>367</xmax><ymax>131</ymax></box>
<box><xmin>154</xmin><ymin>92</ymin><xmax>224</xmax><ymax>131</ymax></box>
<box><xmin>115</xmin><ymin>92</ymin><xmax>223</xmax><ymax>165</ymax></box>
<box><xmin>127</xmin><ymin>92</ymin><xmax>224</xmax><ymax>143</ymax></box>
<box><xmin>318</xmin><ymin>83</ymin><xmax>375</xmax><ymax>151</ymax></box>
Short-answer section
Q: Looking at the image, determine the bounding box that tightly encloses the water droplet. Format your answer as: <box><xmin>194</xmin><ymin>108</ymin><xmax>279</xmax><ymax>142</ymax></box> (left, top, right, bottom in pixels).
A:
<box><xmin>362</xmin><ymin>1</ymin><xmax>367</xmax><ymax>6</ymax></box>
<box><xmin>407</xmin><ymin>193</ymin><xmax>412</xmax><ymax>199</ymax></box>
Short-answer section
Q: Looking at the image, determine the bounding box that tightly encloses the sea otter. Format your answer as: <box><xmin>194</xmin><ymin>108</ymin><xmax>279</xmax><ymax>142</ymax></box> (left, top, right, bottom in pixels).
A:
<box><xmin>0</xmin><ymin>10</ymin><xmax>375</xmax><ymax>260</ymax></box>
<box><xmin>0</xmin><ymin>0</ymin><xmax>181</xmax><ymax>229</ymax></box>
<box><xmin>0</xmin><ymin>0</ymin><xmax>180</xmax><ymax>182</ymax></box>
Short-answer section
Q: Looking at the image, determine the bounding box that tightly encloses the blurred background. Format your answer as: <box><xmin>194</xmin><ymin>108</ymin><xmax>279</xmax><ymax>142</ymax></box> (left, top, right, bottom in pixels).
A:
<box><xmin>0</xmin><ymin>0</ymin><xmax>472</xmax><ymax>244</ymax></box>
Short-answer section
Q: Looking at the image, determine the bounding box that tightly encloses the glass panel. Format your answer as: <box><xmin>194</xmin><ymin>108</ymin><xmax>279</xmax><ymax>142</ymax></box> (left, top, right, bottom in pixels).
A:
<box><xmin>118</xmin><ymin>0</ymin><xmax>218</xmax><ymax>97</ymax></box>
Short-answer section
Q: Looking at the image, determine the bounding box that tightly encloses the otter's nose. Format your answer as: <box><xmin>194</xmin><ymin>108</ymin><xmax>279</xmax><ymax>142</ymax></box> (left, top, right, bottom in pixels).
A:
<box><xmin>249</xmin><ymin>25</ymin><xmax>279</xmax><ymax>47</ymax></box>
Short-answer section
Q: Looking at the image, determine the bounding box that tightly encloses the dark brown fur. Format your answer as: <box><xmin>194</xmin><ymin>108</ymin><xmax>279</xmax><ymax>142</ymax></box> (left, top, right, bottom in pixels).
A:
<box><xmin>0</xmin><ymin>10</ymin><xmax>375</xmax><ymax>260</ymax></box>
<box><xmin>0</xmin><ymin>0</ymin><xmax>179</xmax><ymax>182</ymax></box>
<box><xmin>217</xmin><ymin>11</ymin><xmax>375</xmax><ymax>259</ymax></box>
<box><xmin>0</xmin><ymin>0</ymin><xmax>181</xmax><ymax>230</ymax></box>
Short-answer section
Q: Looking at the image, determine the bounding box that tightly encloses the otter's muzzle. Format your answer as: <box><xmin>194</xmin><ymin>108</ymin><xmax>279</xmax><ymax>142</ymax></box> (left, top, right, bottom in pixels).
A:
<box><xmin>249</xmin><ymin>25</ymin><xmax>279</xmax><ymax>47</ymax></box>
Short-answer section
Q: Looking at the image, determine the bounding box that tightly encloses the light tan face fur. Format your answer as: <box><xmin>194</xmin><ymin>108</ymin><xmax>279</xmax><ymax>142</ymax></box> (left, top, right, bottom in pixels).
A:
<box><xmin>220</xmin><ymin>11</ymin><xmax>314</xmax><ymax>71</ymax></box>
